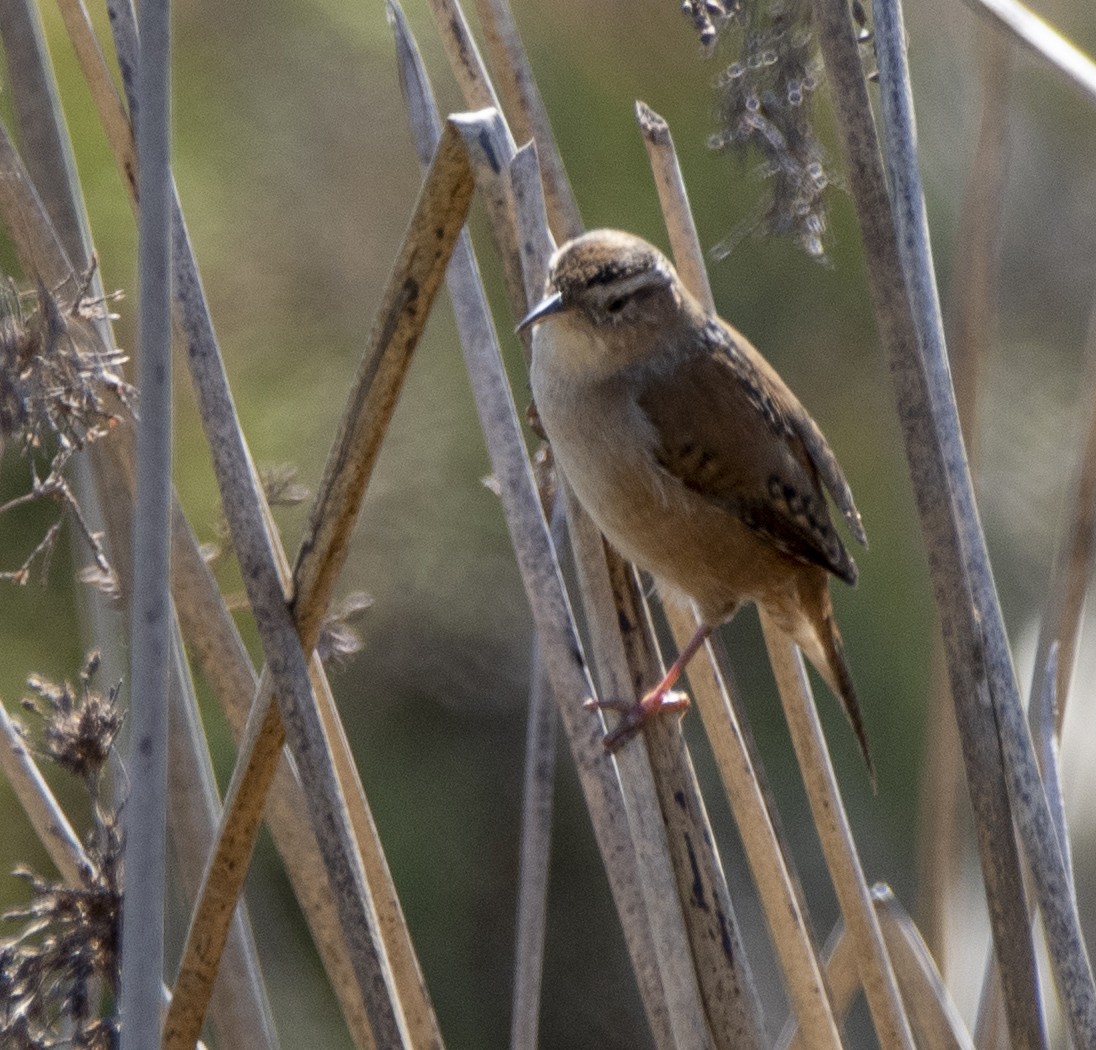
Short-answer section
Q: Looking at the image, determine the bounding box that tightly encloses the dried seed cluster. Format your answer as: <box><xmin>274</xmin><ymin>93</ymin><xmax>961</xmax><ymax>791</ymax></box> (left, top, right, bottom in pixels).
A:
<box><xmin>22</xmin><ymin>652</ymin><xmax>123</xmax><ymax>788</ymax></box>
<box><xmin>0</xmin><ymin>276</ymin><xmax>129</xmax><ymax>459</ymax></box>
<box><xmin>682</xmin><ymin>0</ymin><xmax>871</xmax><ymax>260</ymax></box>
<box><xmin>2</xmin><ymin>653</ymin><xmax>123</xmax><ymax>1050</ymax></box>
<box><xmin>0</xmin><ymin>273</ymin><xmax>131</xmax><ymax>588</ymax></box>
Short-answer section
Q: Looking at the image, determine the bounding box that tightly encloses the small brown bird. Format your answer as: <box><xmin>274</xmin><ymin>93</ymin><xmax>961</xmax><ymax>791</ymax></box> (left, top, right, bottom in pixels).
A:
<box><xmin>519</xmin><ymin>229</ymin><xmax>873</xmax><ymax>779</ymax></box>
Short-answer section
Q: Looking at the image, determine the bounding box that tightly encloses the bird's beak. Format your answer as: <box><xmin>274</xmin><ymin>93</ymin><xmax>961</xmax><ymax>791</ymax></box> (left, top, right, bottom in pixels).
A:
<box><xmin>516</xmin><ymin>291</ymin><xmax>565</xmax><ymax>333</ymax></box>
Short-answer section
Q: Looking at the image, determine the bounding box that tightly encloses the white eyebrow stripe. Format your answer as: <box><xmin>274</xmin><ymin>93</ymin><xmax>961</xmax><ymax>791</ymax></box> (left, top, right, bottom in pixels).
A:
<box><xmin>595</xmin><ymin>265</ymin><xmax>668</xmax><ymax>298</ymax></box>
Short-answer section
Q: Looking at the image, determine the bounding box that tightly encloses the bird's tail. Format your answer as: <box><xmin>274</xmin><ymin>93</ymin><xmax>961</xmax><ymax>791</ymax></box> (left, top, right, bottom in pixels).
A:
<box><xmin>791</xmin><ymin>588</ymin><xmax>877</xmax><ymax>790</ymax></box>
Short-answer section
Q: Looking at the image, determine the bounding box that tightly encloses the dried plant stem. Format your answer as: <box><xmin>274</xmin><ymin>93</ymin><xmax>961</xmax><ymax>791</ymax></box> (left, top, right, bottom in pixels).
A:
<box><xmin>0</xmin><ymin>0</ymin><xmax>87</xmax><ymax>261</ymax></box>
<box><xmin>1031</xmin><ymin>646</ymin><xmax>1070</xmax><ymax>881</ymax></box>
<box><xmin>0</xmin><ymin>0</ymin><xmax>131</xmax><ymax>630</ymax></box>
<box><xmin>471</xmin><ymin>0</ymin><xmax>583</xmax><ymax>240</ymax></box>
<box><xmin>762</xmin><ymin>618</ymin><xmax>915</xmax><ymax>1050</ymax></box>
<box><xmin>0</xmin><ymin>120</ymin><xmax>73</xmax><ymax>281</ymax></box>
<box><xmin>163</xmin><ymin>122</ymin><xmax>472</xmax><ymax>1050</ymax></box>
<box><xmin>168</xmin><ymin>500</ymin><xmax>389</xmax><ymax>1050</ymax></box>
<box><xmin>163</xmin><ymin>235</ymin><xmax>408</xmax><ymax>1048</ymax></box>
<box><xmin>290</xmin><ymin>126</ymin><xmax>470</xmax><ymax>646</ymax></box>
<box><xmin>1029</xmin><ymin>303</ymin><xmax>1096</xmax><ymax>736</ymax></box>
<box><xmin>53</xmin><ymin>0</ymin><xmax>137</xmax><ymax>197</ymax></box>
<box><xmin>166</xmin><ymin>627</ymin><xmax>282</xmax><ymax>1050</ymax></box>
<box><xmin>918</xmin><ymin>18</ymin><xmax>1012</xmax><ymax>971</ymax></box>
<box><xmin>449</xmin><ymin>92</ymin><xmax>740</xmax><ymax>1043</ymax></box>
<box><xmin>818</xmin><ymin>0</ymin><xmax>1096</xmax><ymax>1035</ymax></box>
<box><xmin>425</xmin><ymin>0</ymin><xmax>531</xmax><ymax>333</ymax></box>
<box><xmin>784</xmin><ymin>888</ymin><xmax>973</xmax><ymax>1050</ymax></box>
<box><xmin>873</xmin><ymin>887</ymin><xmax>975</xmax><ymax>1050</ymax></box>
<box><xmin>677</xmin><ymin>617</ymin><xmax>844</xmax><ymax>1050</ymax></box>
<box><xmin>445</xmin><ymin>121</ymin><xmax>671</xmax><ymax>1047</ymax></box>
<box><xmin>118</xmin><ymin>0</ymin><xmax>173</xmax><ymax>1041</ymax></box>
<box><xmin>164</xmin><ymin>672</ymin><xmax>291</xmax><ymax>1050</ymax></box>
<box><xmin>103</xmin><ymin>4</ymin><xmax>462</xmax><ymax>1047</ymax></box>
<box><xmin>504</xmin><ymin>119</ymin><xmax>766</xmax><ymax>1048</ymax></box>
<box><xmin>395</xmin><ymin>31</ymin><xmax>705</xmax><ymax>1031</ymax></box>
<box><xmin>381</xmin><ymin>16</ymin><xmax>561</xmax><ymax>1043</ymax></box>
<box><xmin>778</xmin><ymin>922</ymin><xmax>859</xmax><ymax>1050</ymax></box>
<box><xmin>0</xmin><ymin>700</ymin><xmax>88</xmax><ymax>886</ymax></box>
<box><xmin>635</xmin><ymin>102</ymin><xmax>713</xmax><ymax>313</ymax></box>
<box><xmin>569</xmin><ymin>508</ymin><xmax>723</xmax><ymax>1050</ymax></box>
<box><xmin>93</xmin><ymin>457</ymin><xmax>287</xmax><ymax>1047</ymax></box>
<box><xmin>477</xmin><ymin>145</ymin><xmax>685</xmax><ymax>1050</ymax></box>
<box><xmin>871</xmin><ymin>0</ymin><xmax>1096</xmax><ymax>1042</ymax></box>
<box><xmin>976</xmin><ymin>638</ymin><xmax>1077</xmax><ymax>1049</ymax></box>
<box><xmin>54</xmin><ymin>3</ymin><xmax>412</xmax><ymax>1043</ymax></box>
<box><xmin>808</xmin><ymin>0</ymin><xmax>1072</xmax><ymax>1042</ymax></box>
<box><xmin>961</xmin><ymin>0</ymin><xmax>1096</xmax><ymax>105</ymax></box>
<box><xmin>0</xmin><ymin>7</ymin><xmax>277</xmax><ymax>1040</ymax></box>
<box><xmin>551</xmin><ymin>108</ymin><xmax>768</xmax><ymax>1031</ymax></box>
<box><xmin>478</xmin><ymin>62</ymin><xmax>764</xmax><ymax>1046</ymax></box>
<box><xmin>626</xmin><ymin>572</ymin><xmax>765</xmax><ymax>1050</ymax></box>
<box><xmin>638</xmin><ymin>99</ymin><xmax>843</xmax><ymax>1050</ymax></box>
<box><xmin>102</xmin><ymin>4</ymin><xmax>418</xmax><ymax>1045</ymax></box>
<box><xmin>509</xmin><ymin>635</ymin><xmax>558</xmax><ymax>1050</ymax></box>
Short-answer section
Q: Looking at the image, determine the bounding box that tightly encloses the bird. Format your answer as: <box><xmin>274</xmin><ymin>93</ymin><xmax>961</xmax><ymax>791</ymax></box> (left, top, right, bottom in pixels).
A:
<box><xmin>518</xmin><ymin>228</ymin><xmax>874</xmax><ymax>781</ymax></box>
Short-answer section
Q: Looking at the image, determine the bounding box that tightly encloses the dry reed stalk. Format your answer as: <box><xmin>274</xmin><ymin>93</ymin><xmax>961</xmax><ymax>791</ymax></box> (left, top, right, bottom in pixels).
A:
<box><xmin>510</xmin><ymin>154</ymin><xmax>765</xmax><ymax>1050</ymax></box>
<box><xmin>424</xmin><ymin>0</ymin><xmax>529</xmax><ymax>330</ymax></box>
<box><xmin>455</xmin><ymin>107</ymin><xmax>709</xmax><ymax>1049</ymax></box>
<box><xmin>639</xmin><ymin>91</ymin><xmax>915</xmax><ymax>1047</ymax></box>
<box><xmin>57</xmin><ymin>4</ymin><xmax>451</xmax><ymax>1047</ymax></box>
<box><xmin>117</xmin><ymin>0</ymin><xmax>172</xmax><ymax>1037</ymax></box>
<box><xmin>163</xmin><ymin>120</ymin><xmax>475</xmax><ymax>1050</ymax></box>
<box><xmin>101</xmin><ymin>3</ymin><xmax>418</xmax><ymax>1045</ymax></box>
<box><xmin>962</xmin><ymin>0</ymin><xmax>1096</xmax><ymax>104</ymax></box>
<box><xmin>917</xmin><ymin>17</ymin><xmax>1012</xmax><ymax>971</ymax></box>
<box><xmin>0</xmin><ymin>7</ymin><xmax>279</xmax><ymax>1033</ymax></box>
<box><xmin>52</xmin><ymin>0</ymin><xmax>136</xmax><ymax>197</ymax></box>
<box><xmin>0</xmin><ymin>701</ymin><xmax>88</xmax><ymax>886</ymax></box>
<box><xmin>872</xmin><ymin>0</ymin><xmax>1095</xmax><ymax>1041</ymax></box>
<box><xmin>1029</xmin><ymin>304</ymin><xmax>1096</xmax><ymax>737</ymax></box>
<box><xmin>811</xmin><ymin>0</ymin><xmax>1044</xmax><ymax>1042</ymax></box>
<box><xmin>52</xmin><ymin>4</ymin><xmax>424</xmax><ymax>1043</ymax></box>
<box><xmin>164</xmin><ymin>630</ymin><xmax>282</xmax><ymax>1050</ymax></box>
<box><xmin>812</xmin><ymin>0</ymin><xmax>1096</xmax><ymax>1041</ymax></box>
<box><xmin>416</xmin><ymin>7</ymin><xmax>763</xmax><ymax>1036</ymax></box>
<box><xmin>435</xmin><ymin>11</ymin><xmax>766</xmax><ymax>1042</ymax></box>
<box><xmin>168</xmin><ymin>499</ymin><xmax>386</xmax><ymax>1049</ymax></box>
<box><xmin>637</xmin><ymin>98</ymin><xmax>845</xmax><ymax>1050</ymax></box>
<box><xmin>782</xmin><ymin>888</ymin><xmax>973</xmax><ymax>1050</ymax></box>
<box><xmin>763</xmin><ymin>621</ymin><xmax>915</xmax><ymax>1050</ymax></box>
<box><xmin>383</xmin><ymin>14</ymin><xmax>559</xmax><ymax>1048</ymax></box>
<box><xmin>872</xmin><ymin>888</ymin><xmax>974</xmax><ymax>1050</ymax></box>
<box><xmin>0</xmin><ymin>103</ymin><xmax>236</xmax><ymax>1047</ymax></box>
<box><xmin>471</xmin><ymin>0</ymin><xmax>583</xmax><ymax>241</ymax></box>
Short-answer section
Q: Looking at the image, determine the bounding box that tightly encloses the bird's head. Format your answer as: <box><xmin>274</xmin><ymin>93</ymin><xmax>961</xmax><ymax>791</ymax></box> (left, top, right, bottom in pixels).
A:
<box><xmin>518</xmin><ymin>230</ymin><xmax>683</xmax><ymax>339</ymax></box>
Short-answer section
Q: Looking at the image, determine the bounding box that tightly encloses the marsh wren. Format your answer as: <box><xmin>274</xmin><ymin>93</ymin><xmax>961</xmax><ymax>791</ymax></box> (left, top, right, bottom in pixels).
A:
<box><xmin>520</xmin><ymin>229</ymin><xmax>873</xmax><ymax>779</ymax></box>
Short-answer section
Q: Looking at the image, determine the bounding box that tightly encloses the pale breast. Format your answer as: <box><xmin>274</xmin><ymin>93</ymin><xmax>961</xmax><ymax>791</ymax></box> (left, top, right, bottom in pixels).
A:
<box><xmin>531</xmin><ymin>347</ymin><xmax>779</xmax><ymax>623</ymax></box>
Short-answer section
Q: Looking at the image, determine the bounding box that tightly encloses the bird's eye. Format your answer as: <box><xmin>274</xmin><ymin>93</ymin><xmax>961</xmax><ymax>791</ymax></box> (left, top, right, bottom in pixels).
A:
<box><xmin>606</xmin><ymin>296</ymin><xmax>626</xmax><ymax>314</ymax></box>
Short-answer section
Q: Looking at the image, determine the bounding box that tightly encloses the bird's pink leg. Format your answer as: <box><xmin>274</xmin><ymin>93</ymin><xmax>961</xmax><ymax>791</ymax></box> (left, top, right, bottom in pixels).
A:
<box><xmin>586</xmin><ymin>624</ymin><xmax>712</xmax><ymax>752</ymax></box>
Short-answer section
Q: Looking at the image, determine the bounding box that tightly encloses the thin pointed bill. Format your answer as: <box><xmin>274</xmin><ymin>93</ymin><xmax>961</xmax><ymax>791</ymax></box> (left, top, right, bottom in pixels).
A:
<box><xmin>517</xmin><ymin>291</ymin><xmax>565</xmax><ymax>333</ymax></box>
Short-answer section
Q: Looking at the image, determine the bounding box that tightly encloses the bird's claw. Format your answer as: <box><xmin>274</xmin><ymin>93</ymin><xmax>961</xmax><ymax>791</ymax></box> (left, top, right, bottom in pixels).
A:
<box><xmin>584</xmin><ymin>689</ymin><xmax>690</xmax><ymax>752</ymax></box>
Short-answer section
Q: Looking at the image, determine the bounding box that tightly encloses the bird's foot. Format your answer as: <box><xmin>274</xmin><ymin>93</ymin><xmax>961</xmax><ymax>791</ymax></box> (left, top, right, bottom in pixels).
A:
<box><xmin>584</xmin><ymin>688</ymin><xmax>690</xmax><ymax>752</ymax></box>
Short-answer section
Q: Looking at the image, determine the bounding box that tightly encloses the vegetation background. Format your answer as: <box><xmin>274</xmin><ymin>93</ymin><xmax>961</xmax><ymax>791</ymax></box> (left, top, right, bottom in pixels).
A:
<box><xmin>0</xmin><ymin>0</ymin><xmax>1094</xmax><ymax>1045</ymax></box>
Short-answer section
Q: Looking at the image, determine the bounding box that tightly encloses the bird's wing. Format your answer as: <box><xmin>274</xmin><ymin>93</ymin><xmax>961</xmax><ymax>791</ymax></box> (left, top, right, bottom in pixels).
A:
<box><xmin>713</xmin><ymin>322</ymin><xmax>867</xmax><ymax>546</ymax></box>
<box><xmin>638</xmin><ymin>327</ymin><xmax>859</xmax><ymax>585</ymax></box>
<box><xmin>788</xmin><ymin>403</ymin><xmax>867</xmax><ymax>546</ymax></box>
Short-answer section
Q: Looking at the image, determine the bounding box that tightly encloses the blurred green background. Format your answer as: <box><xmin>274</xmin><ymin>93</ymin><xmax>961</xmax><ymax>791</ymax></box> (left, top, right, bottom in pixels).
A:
<box><xmin>1</xmin><ymin>0</ymin><xmax>1095</xmax><ymax>1046</ymax></box>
